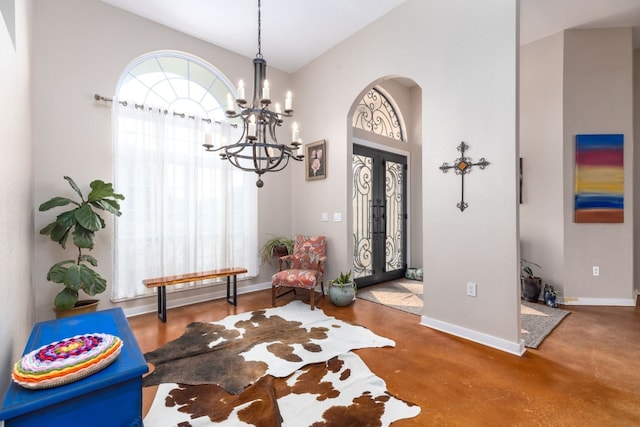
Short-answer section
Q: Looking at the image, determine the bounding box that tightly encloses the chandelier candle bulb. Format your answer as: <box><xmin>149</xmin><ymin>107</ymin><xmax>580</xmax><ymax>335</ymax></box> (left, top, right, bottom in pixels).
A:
<box><xmin>297</xmin><ymin>143</ymin><xmax>304</xmax><ymax>156</ymax></box>
<box><xmin>292</xmin><ymin>122</ymin><xmax>300</xmax><ymax>143</ymax></box>
<box><xmin>285</xmin><ymin>91</ymin><xmax>292</xmax><ymax>112</ymax></box>
<box><xmin>262</xmin><ymin>79</ymin><xmax>270</xmax><ymax>102</ymax></box>
<box><xmin>204</xmin><ymin>133</ymin><xmax>213</xmax><ymax>147</ymax></box>
<box><xmin>248</xmin><ymin>116</ymin><xmax>257</xmax><ymax>138</ymax></box>
<box><xmin>267</xmin><ymin>147</ymin><xmax>275</xmax><ymax>157</ymax></box>
<box><xmin>237</xmin><ymin>80</ymin><xmax>245</xmax><ymax>102</ymax></box>
<box><xmin>226</xmin><ymin>93</ymin><xmax>234</xmax><ymax>113</ymax></box>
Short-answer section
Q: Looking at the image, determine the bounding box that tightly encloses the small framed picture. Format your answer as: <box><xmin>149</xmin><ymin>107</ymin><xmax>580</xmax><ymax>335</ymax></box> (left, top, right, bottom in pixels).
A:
<box><xmin>305</xmin><ymin>139</ymin><xmax>326</xmax><ymax>180</ymax></box>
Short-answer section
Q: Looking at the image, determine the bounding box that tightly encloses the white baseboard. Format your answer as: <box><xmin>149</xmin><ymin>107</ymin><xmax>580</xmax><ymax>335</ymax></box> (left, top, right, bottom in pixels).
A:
<box><xmin>420</xmin><ymin>315</ymin><xmax>526</xmax><ymax>356</ymax></box>
<box><xmin>561</xmin><ymin>297</ymin><xmax>636</xmax><ymax>307</ymax></box>
<box><xmin>121</xmin><ymin>281</ymin><xmax>272</xmax><ymax>318</ymax></box>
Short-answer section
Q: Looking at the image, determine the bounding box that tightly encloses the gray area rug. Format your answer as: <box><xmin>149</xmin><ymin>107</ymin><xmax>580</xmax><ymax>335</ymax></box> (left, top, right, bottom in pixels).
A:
<box><xmin>357</xmin><ymin>280</ymin><xmax>570</xmax><ymax>348</ymax></box>
<box><xmin>520</xmin><ymin>301</ymin><xmax>570</xmax><ymax>348</ymax></box>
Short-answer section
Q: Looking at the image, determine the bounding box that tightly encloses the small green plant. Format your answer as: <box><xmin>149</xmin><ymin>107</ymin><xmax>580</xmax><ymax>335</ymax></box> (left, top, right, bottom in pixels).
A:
<box><xmin>520</xmin><ymin>258</ymin><xmax>541</xmax><ymax>279</ymax></box>
<box><xmin>39</xmin><ymin>176</ymin><xmax>125</xmax><ymax>310</ymax></box>
<box><xmin>330</xmin><ymin>271</ymin><xmax>354</xmax><ymax>289</ymax></box>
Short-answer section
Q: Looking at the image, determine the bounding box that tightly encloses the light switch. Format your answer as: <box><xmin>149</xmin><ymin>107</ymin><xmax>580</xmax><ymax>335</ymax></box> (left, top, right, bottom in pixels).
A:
<box><xmin>333</xmin><ymin>212</ymin><xmax>342</xmax><ymax>222</ymax></box>
<box><xmin>321</xmin><ymin>212</ymin><xmax>329</xmax><ymax>222</ymax></box>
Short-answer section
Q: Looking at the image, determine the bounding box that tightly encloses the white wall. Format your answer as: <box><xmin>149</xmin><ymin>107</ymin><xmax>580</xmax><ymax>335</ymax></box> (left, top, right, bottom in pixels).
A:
<box><xmin>31</xmin><ymin>0</ymin><xmax>294</xmax><ymax>321</ymax></box>
<box><xmin>292</xmin><ymin>0</ymin><xmax>521</xmax><ymax>353</ymax></box>
<box><xmin>0</xmin><ymin>0</ymin><xmax>34</xmax><ymax>401</ymax></box>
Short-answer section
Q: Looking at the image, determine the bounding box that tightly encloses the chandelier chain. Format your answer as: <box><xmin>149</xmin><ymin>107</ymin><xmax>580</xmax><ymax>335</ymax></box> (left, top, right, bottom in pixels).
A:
<box><xmin>256</xmin><ymin>0</ymin><xmax>262</xmax><ymax>58</ymax></box>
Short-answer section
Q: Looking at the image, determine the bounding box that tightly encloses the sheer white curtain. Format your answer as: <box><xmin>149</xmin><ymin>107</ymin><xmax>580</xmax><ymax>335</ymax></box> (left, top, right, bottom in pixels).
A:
<box><xmin>112</xmin><ymin>99</ymin><xmax>258</xmax><ymax>300</ymax></box>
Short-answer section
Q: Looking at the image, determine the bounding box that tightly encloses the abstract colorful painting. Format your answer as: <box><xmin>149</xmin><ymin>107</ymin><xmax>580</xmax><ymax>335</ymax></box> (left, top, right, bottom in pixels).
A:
<box><xmin>575</xmin><ymin>134</ymin><xmax>624</xmax><ymax>223</ymax></box>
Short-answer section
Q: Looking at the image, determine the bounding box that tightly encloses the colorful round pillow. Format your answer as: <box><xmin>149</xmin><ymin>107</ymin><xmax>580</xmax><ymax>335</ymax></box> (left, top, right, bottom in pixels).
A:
<box><xmin>12</xmin><ymin>333</ymin><xmax>122</xmax><ymax>389</ymax></box>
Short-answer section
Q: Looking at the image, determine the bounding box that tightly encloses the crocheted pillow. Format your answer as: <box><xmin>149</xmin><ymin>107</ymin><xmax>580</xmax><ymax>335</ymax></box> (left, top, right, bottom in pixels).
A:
<box><xmin>12</xmin><ymin>333</ymin><xmax>122</xmax><ymax>389</ymax></box>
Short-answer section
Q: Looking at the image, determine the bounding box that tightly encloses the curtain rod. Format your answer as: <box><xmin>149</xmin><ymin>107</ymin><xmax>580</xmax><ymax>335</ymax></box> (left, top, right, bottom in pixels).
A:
<box><xmin>94</xmin><ymin>93</ymin><xmax>237</xmax><ymax>127</ymax></box>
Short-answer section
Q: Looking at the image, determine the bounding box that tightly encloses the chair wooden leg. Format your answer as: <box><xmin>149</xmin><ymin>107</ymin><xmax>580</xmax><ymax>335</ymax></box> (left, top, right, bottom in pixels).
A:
<box><xmin>272</xmin><ymin>285</ymin><xmax>277</xmax><ymax>307</ymax></box>
<box><xmin>310</xmin><ymin>288</ymin><xmax>315</xmax><ymax>310</ymax></box>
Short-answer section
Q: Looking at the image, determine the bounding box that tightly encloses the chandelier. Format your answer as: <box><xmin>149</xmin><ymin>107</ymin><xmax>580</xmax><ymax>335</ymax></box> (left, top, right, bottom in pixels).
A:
<box><xmin>203</xmin><ymin>0</ymin><xmax>304</xmax><ymax>187</ymax></box>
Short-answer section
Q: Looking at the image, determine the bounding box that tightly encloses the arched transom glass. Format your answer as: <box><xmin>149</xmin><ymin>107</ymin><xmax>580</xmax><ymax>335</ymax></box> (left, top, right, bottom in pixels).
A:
<box><xmin>352</xmin><ymin>87</ymin><xmax>405</xmax><ymax>141</ymax></box>
<box><xmin>117</xmin><ymin>52</ymin><xmax>233</xmax><ymax>121</ymax></box>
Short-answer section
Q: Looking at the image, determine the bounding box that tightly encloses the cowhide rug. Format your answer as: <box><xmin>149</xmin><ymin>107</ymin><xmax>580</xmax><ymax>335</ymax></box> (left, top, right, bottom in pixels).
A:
<box><xmin>144</xmin><ymin>352</ymin><xmax>421</xmax><ymax>426</ymax></box>
<box><xmin>143</xmin><ymin>301</ymin><xmax>395</xmax><ymax>394</ymax></box>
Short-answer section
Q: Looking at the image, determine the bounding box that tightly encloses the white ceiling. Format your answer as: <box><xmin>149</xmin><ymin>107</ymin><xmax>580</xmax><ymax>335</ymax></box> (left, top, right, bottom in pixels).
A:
<box><xmin>100</xmin><ymin>0</ymin><xmax>640</xmax><ymax>73</ymax></box>
<box><xmin>520</xmin><ymin>0</ymin><xmax>640</xmax><ymax>47</ymax></box>
<box><xmin>99</xmin><ymin>0</ymin><xmax>408</xmax><ymax>73</ymax></box>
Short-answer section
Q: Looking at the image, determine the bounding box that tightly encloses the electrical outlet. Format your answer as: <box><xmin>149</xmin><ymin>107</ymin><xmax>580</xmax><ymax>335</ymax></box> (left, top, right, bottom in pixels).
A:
<box><xmin>466</xmin><ymin>282</ymin><xmax>477</xmax><ymax>297</ymax></box>
<box><xmin>592</xmin><ymin>266</ymin><xmax>599</xmax><ymax>276</ymax></box>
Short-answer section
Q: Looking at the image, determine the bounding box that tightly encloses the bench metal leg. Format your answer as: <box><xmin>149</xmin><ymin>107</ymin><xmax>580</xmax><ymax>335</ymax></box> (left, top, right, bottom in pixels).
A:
<box><xmin>226</xmin><ymin>275</ymin><xmax>237</xmax><ymax>306</ymax></box>
<box><xmin>157</xmin><ymin>286</ymin><xmax>167</xmax><ymax>323</ymax></box>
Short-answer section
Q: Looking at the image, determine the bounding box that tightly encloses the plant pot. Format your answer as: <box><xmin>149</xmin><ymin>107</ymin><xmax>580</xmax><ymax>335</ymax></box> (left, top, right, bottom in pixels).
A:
<box><xmin>521</xmin><ymin>277</ymin><xmax>542</xmax><ymax>302</ymax></box>
<box><xmin>272</xmin><ymin>244</ymin><xmax>289</xmax><ymax>259</ymax></box>
<box><xmin>328</xmin><ymin>283</ymin><xmax>356</xmax><ymax>307</ymax></box>
<box><xmin>54</xmin><ymin>299</ymin><xmax>100</xmax><ymax>319</ymax></box>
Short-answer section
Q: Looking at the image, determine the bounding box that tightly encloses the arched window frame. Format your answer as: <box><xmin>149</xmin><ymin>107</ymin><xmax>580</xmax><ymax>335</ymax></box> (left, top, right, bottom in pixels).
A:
<box><xmin>112</xmin><ymin>51</ymin><xmax>257</xmax><ymax>301</ymax></box>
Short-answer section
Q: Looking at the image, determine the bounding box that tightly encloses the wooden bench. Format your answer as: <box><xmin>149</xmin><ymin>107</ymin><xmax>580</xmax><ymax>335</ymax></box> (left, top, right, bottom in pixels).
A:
<box><xmin>143</xmin><ymin>267</ymin><xmax>247</xmax><ymax>322</ymax></box>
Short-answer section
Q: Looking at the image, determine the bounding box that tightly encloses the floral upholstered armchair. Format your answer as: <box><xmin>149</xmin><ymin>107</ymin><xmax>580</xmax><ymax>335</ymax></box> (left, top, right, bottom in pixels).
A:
<box><xmin>271</xmin><ymin>235</ymin><xmax>327</xmax><ymax>310</ymax></box>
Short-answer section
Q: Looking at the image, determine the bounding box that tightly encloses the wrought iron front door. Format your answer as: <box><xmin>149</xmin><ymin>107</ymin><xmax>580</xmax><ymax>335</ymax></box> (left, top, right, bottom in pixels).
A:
<box><xmin>352</xmin><ymin>144</ymin><xmax>407</xmax><ymax>287</ymax></box>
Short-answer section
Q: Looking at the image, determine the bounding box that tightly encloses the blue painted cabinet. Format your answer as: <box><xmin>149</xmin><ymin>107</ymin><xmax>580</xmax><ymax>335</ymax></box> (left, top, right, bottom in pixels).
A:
<box><xmin>0</xmin><ymin>308</ymin><xmax>148</xmax><ymax>427</ymax></box>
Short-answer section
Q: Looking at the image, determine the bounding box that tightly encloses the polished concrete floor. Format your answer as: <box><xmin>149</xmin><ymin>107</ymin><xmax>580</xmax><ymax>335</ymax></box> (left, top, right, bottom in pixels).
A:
<box><xmin>128</xmin><ymin>288</ymin><xmax>640</xmax><ymax>426</ymax></box>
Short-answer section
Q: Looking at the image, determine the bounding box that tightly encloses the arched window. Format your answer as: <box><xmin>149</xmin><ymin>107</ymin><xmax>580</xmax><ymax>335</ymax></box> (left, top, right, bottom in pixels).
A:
<box><xmin>112</xmin><ymin>51</ymin><xmax>257</xmax><ymax>301</ymax></box>
<box><xmin>352</xmin><ymin>87</ymin><xmax>405</xmax><ymax>141</ymax></box>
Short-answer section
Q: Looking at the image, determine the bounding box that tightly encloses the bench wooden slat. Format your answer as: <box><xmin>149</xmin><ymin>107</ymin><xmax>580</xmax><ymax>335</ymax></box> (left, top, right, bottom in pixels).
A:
<box><xmin>143</xmin><ymin>267</ymin><xmax>247</xmax><ymax>323</ymax></box>
<box><xmin>143</xmin><ymin>267</ymin><xmax>248</xmax><ymax>288</ymax></box>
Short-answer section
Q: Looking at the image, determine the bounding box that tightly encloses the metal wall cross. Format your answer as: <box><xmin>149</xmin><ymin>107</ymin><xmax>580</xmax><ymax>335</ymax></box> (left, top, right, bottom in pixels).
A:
<box><xmin>439</xmin><ymin>141</ymin><xmax>489</xmax><ymax>212</ymax></box>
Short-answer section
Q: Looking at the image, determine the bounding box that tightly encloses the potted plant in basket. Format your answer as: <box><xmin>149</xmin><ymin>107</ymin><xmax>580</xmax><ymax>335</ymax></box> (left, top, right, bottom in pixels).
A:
<box><xmin>520</xmin><ymin>258</ymin><xmax>542</xmax><ymax>302</ymax></box>
<box><xmin>260</xmin><ymin>234</ymin><xmax>294</xmax><ymax>265</ymax></box>
<box><xmin>328</xmin><ymin>271</ymin><xmax>357</xmax><ymax>307</ymax></box>
<box><xmin>39</xmin><ymin>176</ymin><xmax>125</xmax><ymax>317</ymax></box>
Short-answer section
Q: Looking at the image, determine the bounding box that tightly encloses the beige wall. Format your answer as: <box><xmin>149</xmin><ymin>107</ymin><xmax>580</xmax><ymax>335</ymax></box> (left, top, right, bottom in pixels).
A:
<box><xmin>5</xmin><ymin>0</ymin><xmax>639</xmax><ymax>403</ymax></box>
<box><xmin>25</xmin><ymin>0</ymin><xmax>525</xmax><ymax>361</ymax></box>
<box><xmin>635</xmin><ymin>49</ymin><xmax>640</xmax><ymax>294</ymax></box>
<box><xmin>0</xmin><ymin>0</ymin><xmax>34</xmax><ymax>401</ymax></box>
<box><xmin>520</xmin><ymin>28</ymin><xmax>635</xmax><ymax>305</ymax></box>
<box><xmin>519</xmin><ymin>33</ymin><xmax>565</xmax><ymax>295</ymax></box>
<box><xmin>292</xmin><ymin>0</ymin><xmax>521</xmax><ymax>353</ymax></box>
<box><xmin>408</xmin><ymin>85</ymin><xmax>424</xmax><ymax>267</ymax></box>
<box><xmin>32</xmin><ymin>0</ymin><xmax>294</xmax><ymax>321</ymax></box>
<box><xmin>563</xmin><ymin>28</ymin><xmax>634</xmax><ymax>304</ymax></box>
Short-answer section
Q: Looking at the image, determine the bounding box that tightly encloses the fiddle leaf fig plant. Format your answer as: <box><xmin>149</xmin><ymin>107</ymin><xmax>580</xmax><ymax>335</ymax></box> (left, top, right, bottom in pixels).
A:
<box><xmin>39</xmin><ymin>176</ymin><xmax>125</xmax><ymax>310</ymax></box>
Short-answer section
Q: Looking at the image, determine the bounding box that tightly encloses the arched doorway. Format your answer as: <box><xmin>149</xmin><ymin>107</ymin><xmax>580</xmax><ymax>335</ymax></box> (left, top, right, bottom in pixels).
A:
<box><xmin>349</xmin><ymin>82</ymin><xmax>421</xmax><ymax>288</ymax></box>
